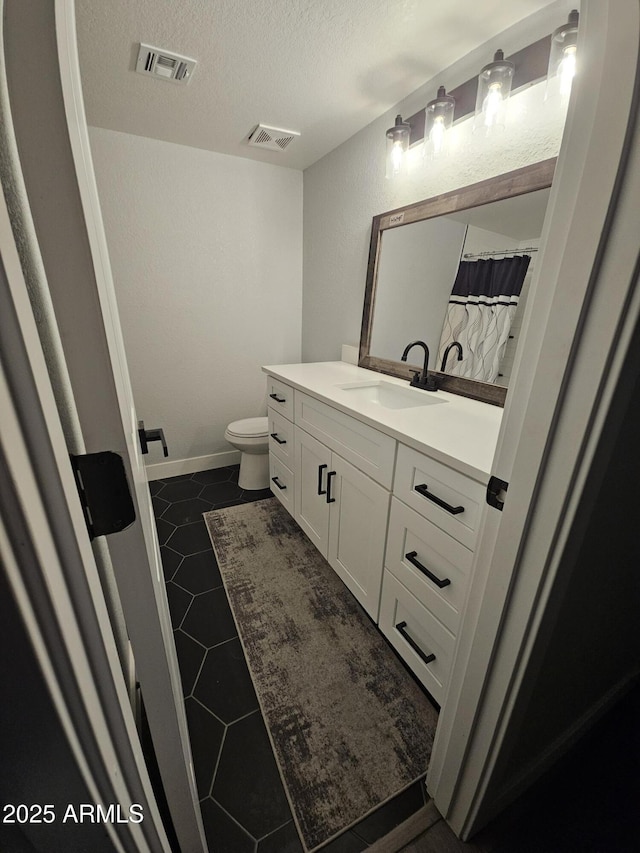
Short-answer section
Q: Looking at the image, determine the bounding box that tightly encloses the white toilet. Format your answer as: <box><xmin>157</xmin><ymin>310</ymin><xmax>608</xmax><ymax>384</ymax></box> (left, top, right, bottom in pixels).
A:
<box><xmin>224</xmin><ymin>416</ymin><xmax>270</xmax><ymax>490</ymax></box>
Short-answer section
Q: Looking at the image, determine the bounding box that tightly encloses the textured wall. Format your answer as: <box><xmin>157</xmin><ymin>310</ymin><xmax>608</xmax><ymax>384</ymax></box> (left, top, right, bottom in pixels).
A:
<box><xmin>89</xmin><ymin>128</ymin><xmax>302</xmax><ymax>469</ymax></box>
<box><xmin>302</xmin><ymin>1</ymin><xmax>573</xmax><ymax>363</ymax></box>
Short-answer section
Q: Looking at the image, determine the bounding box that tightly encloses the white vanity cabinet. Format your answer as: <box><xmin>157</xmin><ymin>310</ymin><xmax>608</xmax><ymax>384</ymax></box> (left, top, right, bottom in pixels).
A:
<box><xmin>294</xmin><ymin>425</ymin><xmax>390</xmax><ymax>621</ymax></box>
<box><xmin>264</xmin><ymin>364</ymin><xmax>498</xmax><ymax>705</ymax></box>
<box><xmin>379</xmin><ymin>444</ymin><xmax>485</xmax><ymax>705</ymax></box>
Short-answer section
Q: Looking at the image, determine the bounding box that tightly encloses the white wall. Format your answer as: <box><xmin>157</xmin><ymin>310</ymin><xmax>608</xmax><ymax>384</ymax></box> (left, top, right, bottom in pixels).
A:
<box><xmin>302</xmin><ymin>0</ymin><xmax>574</xmax><ymax>364</ymax></box>
<box><xmin>89</xmin><ymin>128</ymin><xmax>303</xmax><ymax>476</ymax></box>
<box><xmin>370</xmin><ymin>217</ymin><xmax>466</xmax><ymax>366</ymax></box>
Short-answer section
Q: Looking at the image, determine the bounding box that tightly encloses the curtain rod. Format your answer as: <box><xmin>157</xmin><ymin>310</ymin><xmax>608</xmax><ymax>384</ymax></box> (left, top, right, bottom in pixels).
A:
<box><xmin>463</xmin><ymin>247</ymin><xmax>539</xmax><ymax>259</ymax></box>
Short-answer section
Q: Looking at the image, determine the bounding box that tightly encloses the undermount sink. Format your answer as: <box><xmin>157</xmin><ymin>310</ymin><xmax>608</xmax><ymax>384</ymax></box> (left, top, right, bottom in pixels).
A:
<box><xmin>337</xmin><ymin>380</ymin><xmax>447</xmax><ymax>410</ymax></box>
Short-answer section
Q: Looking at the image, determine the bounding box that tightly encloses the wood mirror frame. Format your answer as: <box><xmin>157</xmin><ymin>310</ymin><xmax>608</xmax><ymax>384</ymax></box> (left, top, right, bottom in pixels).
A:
<box><xmin>359</xmin><ymin>158</ymin><xmax>557</xmax><ymax>407</ymax></box>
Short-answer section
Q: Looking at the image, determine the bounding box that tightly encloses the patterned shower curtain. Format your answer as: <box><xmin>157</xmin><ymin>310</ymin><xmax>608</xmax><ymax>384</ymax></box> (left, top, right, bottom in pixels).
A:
<box><xmin>437</xmin><ymin>255</ymin><xmax>531</xmax><ymax>383</ymax></box>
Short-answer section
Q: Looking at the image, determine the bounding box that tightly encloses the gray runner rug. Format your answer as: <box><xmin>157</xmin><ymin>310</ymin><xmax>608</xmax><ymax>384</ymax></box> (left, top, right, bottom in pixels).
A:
<box><xmin>204</xmin><ymin>498</ymin><xmax>438</xmax><ymax>851</ymax></box>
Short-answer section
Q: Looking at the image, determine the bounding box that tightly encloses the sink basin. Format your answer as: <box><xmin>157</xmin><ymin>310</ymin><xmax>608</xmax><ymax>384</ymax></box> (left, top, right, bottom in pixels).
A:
<box><xmin>337</xmin><ymin>380</ymin><xmax>447</xmax><ymax>410</ymax></box>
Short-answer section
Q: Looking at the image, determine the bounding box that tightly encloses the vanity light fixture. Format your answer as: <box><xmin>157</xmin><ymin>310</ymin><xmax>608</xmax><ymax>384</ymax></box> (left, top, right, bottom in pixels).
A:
<box><xmin>546</xmin><ymin>9</ymin><xmax>579</xmax><ymax>99</ymax></box>
<box><xmin>474</xmin><ymin>49</ymin><xmax>514</xmax><ymax>132</ymax></box>
<box><xmin>385</xmin><ymin>114</ymin><xmax>411</xmax><ymax>178</ymax></box>
<box><xmin>425</xmin><ymin>86</ymin><xmax>455</xmax><ymax>158</ymax></box>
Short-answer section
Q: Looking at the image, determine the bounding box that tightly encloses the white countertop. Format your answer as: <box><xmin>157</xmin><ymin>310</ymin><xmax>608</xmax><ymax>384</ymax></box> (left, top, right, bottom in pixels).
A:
<box><xmin>263</xmin><ymin>362</ymin><xmax>503</xmax><ymax>482</ymax></box>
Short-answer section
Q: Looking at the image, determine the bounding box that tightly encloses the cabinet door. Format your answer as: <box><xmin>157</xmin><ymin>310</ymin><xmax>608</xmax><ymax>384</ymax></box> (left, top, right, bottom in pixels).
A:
<box><xmin>294</xmin><ymin>426</ymin><xmax>331</xmax><ymax>556</ymax></box>
<box><xmin>327</xmin><ymin>454</ymin><xmax>390</xmax><ymax>622</ymax></box>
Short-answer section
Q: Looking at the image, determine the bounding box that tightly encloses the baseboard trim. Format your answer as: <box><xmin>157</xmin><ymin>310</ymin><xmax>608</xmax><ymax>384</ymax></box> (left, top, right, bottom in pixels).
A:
<box><xmin>146</xmin><ymin>450</ymin><xmax>241</xmax><ymax>481</ymax></box>
<box><xmin>367</xmin><ymin>800</ymin><xmax>441</xmax><ymax>853</ymax></box>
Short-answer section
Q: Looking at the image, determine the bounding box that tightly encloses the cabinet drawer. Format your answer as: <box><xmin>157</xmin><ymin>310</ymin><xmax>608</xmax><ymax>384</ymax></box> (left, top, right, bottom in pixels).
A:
<box><xmin>379</xmin><ymin>572</ymin><xmax>454</xmax><ymax>706</ymax></box>
<box><xmin>394</xmin><ymin>444</ymin><xmax>485</xmax><ymax>550</ymax></box>
<box><xmin>386</xmin><ymin>498</ymin><xmax>472</xmax><ymax>635</ymax></box>
<box><xmin>266</xmin><ymin>376</ymin><xmax>294</xmax><ymax>421</ymax></box>
<box><xmin>268</xmin><ymin>408</ymin><xmax>294</xmax><ymax>465</ymax></box>
<box><xmin>269</xmin><ymin>453</ymin><xmax>294</xmax><ymax>517</ymax></box>
<box><xmin>295</xmin><ymin>392</ymin><xmax>396</xmax><ymax>488</ymax></box>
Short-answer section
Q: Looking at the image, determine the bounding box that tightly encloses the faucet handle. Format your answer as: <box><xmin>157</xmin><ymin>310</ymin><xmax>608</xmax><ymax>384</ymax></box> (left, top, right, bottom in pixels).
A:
<box><xmin>424</xmin><ymin>374</ymin><xmax>439</xmax><ymax>391</ymax></box>
<box><xmin>409</xmin><ymin>371</ymin><xmax>439</xmax><ymax>392</ymax></box>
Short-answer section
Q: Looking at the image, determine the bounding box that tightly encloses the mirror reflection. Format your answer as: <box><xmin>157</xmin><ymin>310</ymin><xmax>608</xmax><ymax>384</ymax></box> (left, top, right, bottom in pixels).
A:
<box><xmin>369</xmin><ymin>187</ymin><xmax>550</xmax><ymax>388</ymax></box>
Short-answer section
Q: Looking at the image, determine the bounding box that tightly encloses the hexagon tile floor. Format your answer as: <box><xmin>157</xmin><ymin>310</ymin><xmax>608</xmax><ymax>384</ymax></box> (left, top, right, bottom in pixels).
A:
<box><xmin>151</xmin><ymin>466</ymin><xmax>427</xmax><ymax>853</ymax></box>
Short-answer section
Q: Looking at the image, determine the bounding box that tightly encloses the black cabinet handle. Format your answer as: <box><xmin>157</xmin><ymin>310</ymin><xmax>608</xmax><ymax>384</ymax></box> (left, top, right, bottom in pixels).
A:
<box><xmin>395</xmin><ymin>621</ymin><xmax>436</xmax><ymax>665</ymax></box>
<box><xmin>414</xmin><ymin>483</ymin><xmax>464</xmax><ymax>515</ymax></box>
<box><xmin>326</xmin><ymin>470</ymin><xmax>336</xmax><ymax>503</ymax></box>
<box><xmin>269</xmin><ymin>393</ymin><xmax>286</xmax><ymax>403</ymax></box>
<box><xmin>138</xmin><ymin>420</ymin><xmax>169</xmax><ymax>457</ymax></box>
<box><xmin>270</xmin><ymin>432</ymin><xmax>286</xmax><ymax>445</ymax></box>
<box><xmin>405</xmin><ymin>551</ymin><xmax>451</xmax><ymax>588</ymax></box>
<box><xmin>317</xmin><ymin>463</ymin><xmax>328</xmax><ymax>495</ymax></box>
<box><xmin>271</xmin><ymin>476</ymin><xmax>286</xmax><ymax>490</ymax></box>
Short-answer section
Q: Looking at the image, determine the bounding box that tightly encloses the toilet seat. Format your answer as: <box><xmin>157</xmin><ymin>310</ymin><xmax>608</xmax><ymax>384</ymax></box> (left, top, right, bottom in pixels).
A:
<box><xmin>225</xmin><ymin>416</ymin><xmax>268</xmax><ymax>438</ymax></box>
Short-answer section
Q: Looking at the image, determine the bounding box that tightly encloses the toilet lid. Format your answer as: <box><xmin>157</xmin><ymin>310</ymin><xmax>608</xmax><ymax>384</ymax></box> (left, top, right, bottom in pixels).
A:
<box><xmin>226</xmin><ymin>416</ymin><xmax>269</xmax><ymax>438</ymax></box>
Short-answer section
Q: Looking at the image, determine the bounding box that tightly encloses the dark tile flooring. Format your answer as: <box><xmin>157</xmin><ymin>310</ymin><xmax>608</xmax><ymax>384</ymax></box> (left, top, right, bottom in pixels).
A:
<box><xmin>152</xmin><ymin>467</ymin><xmax>428</xmax><ymax>853</ymax></box>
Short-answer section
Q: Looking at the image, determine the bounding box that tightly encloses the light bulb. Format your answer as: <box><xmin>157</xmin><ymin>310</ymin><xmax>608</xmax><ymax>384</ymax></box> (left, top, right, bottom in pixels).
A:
<box><xmin>558</xmin><ymin>44</ymin><xmax>577</xmax><ymax>96</ymax></box>
<box><xmin>483</xmin><ymin>83</ymin><xmax>503</xmax><ymax>127</ymax></box>
<box><xmin>425</xmin><ymin>86</ymin><xmax>455</xmax><ymax>157</ymax></box>
<box><xmin>390</xmin><ymin>140</ymin><xmax>404</xmax><ymax>175</ymax></box>
<box><xmin>546</xmin><ymin>11</ymin><xmax>579</xmax><ymax>103</ymax></box>
<box><xmin>385</xmin><ymin>114</ymin><xmax>410</xmax><ymax>178</ymax></box>
<box><xmin>429</xmin><ymin>116</ymin><xmax>446</xmax><ymax>155</ymax></box>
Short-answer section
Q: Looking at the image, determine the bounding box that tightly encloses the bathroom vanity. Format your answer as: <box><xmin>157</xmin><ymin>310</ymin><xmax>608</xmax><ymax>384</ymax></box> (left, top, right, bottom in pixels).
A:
<box><xmin>264</xmin><ymin>361</ymin><xmax>501</xmax><ymax>705</ymax></box>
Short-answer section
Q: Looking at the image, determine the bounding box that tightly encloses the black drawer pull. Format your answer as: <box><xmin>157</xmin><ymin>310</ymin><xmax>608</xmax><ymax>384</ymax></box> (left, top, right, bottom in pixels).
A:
<box><xmin>326</xmin><ymin>470</ymin><xmax>336</xmax><ymax>503</ymax></box>
<box><xmin>405</xmin><ymin>551</ymin><xmax>451</xmax><ymax>588</ymax></box>
<box><xmin>395</xmin><ymin>621</ymin><xmax>436</xmax><ymax>665</ymax></box>
<box><xmin>270</xmin><ymin>432</ymin><xmax>286</xmax><ymax>445</ymax></box>
<box><xmin>317</xmin><ymin>463</ymin><xmax>328</xmax><ymax>495</ymax></box>
<box><xmin>269</xmin><ymin>393</ymin><xmax>286</xmax><ymax>403</ymax></box>
<box><xmin>414</xmin><ymin>483</ymin><xmax>464</xmax><ymax>515</ymax></box>
<box><xmin>271</xmin><ymin>476</ymin><xmax>286</xmax><ymax>491</ymax></box>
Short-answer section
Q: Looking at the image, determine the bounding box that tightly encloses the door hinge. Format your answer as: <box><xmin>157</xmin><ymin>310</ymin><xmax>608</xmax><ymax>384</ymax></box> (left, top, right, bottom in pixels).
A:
<box><xmin>71</xmin><ymin>451</ymin><xmax>136</xmax><ymax>540</ymax></box>
<box><xmin>486</xmin><ymin>475</ymin><xmax>509</xmax><ymax>511</ymax></box>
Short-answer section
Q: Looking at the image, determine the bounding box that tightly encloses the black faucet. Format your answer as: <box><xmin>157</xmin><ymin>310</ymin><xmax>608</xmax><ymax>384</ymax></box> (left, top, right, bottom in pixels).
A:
<box><xmin>401</xmin><ymin>340</ymin><xmax>438</xmax><ymax>391</ymax></box>
<box><xmin>440</xmin><ymin>341</ymin><xmax>463</xmax><ymax>372</ymax></box>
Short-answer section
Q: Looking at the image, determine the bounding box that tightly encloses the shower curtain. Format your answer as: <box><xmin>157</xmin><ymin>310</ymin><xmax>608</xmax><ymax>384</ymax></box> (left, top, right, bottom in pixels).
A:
<box><xmin>437</xmin><ymin>255</ymin><xmax>531</xmax><ymax>383</ymax></box>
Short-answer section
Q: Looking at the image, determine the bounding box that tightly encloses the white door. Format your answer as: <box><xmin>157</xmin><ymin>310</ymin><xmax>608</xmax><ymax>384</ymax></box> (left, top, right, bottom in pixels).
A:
<box><xmin>0</xmin><ymin>154</ymin><xmax>172</xmax><ymax>853</ymax></box>
<box><xmin>2</xmin><ymin>2</ymin><xmax>206</xmax><ymax>850</ymax></box>
<box><xmin>328</xmin><ymin>454</ymin><xmax>390</xmax><ymax>621</ymax></box>
<box><xmin>428</xmin><ymin>0</ymin><xmax>640</xmax><ymax>838</ymax></box>
<box><xmin>295</xmin><ymin>426</ymin><xmax>331</xmax><ymax>553</ymax></box>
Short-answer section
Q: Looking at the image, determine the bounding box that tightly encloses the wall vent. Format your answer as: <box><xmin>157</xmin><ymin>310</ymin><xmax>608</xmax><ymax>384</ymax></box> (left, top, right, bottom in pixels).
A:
<box><xmin>248</xmin><ymin>124</ymin><xmax>300</xmax><ymax>151</ymax></box>
<box><xmin>136</xmin><ymin>44</ymin><xmax>196</xmax><ymax>84</ymax></box>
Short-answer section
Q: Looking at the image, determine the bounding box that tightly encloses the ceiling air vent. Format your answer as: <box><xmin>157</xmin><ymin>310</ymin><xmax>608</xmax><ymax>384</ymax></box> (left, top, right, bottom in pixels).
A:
<box><xmin>136</xmin><ymin>43</ymin><xmax>196</xmax><ymax>85</ymax></box>
<box><xmin>248</xmin><ymin>125</ymin><xmax>300</xmax><ymax>152</ymax></box>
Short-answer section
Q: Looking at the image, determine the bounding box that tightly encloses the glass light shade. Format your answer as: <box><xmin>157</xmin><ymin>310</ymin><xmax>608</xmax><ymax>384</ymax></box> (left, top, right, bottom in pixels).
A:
<box><xmin>425</xmin><ymin>86</ymin><xmax>455</xmax><ymax>158</ymax></box>
<box><xmin>546</xmin><ymin>9</ymin><xmax>579</xmax><ymax>100</ymax></box>
<box><xmin>385</xmin><ymin>114</ymin><xmax>410</xmax><ymax>178</ymax></box>
<box><xmin>474</xmin><ymin>49</ymin><xmax>514</xmax><ymax>133</ymax></box>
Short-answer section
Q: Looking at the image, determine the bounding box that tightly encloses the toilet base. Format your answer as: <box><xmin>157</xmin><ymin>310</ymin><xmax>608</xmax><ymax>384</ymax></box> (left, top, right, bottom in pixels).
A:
<box><xmin>238</xmin><ymin>451</ymin><xmax>270</xmax><ymax>490</ymax></box>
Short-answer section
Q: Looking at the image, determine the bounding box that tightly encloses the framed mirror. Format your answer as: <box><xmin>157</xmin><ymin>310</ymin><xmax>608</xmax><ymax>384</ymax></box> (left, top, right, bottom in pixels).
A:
<box><xmin>359</xmin><ymin>158</ymin><xmax>556</xmax><ymax>406</ymax></box>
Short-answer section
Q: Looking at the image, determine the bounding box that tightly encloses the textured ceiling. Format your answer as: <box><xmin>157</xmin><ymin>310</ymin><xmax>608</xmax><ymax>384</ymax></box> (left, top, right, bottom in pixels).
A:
<box><xmin>75</xmin><ymin>0</ymin><xmax>557</xmax><ymax>171</ymax></box>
